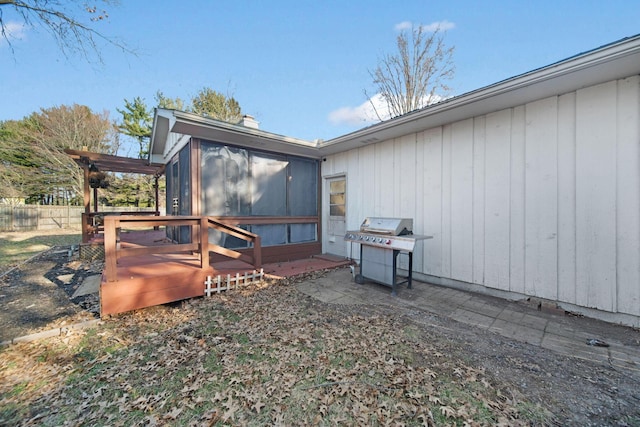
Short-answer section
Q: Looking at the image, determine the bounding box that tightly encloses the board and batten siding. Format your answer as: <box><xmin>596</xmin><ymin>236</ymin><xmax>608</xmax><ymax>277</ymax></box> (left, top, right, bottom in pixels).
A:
<box><xmin>322</xmin><ymin>76</ymin><xmax>640</xmax><ymax>317</ymax></box>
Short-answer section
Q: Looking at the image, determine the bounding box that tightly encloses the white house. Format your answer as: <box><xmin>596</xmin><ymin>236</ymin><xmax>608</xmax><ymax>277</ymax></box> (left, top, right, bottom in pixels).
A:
<box><xmin>151</xmin><ymin>34</ymin><xmax>640</xmax><ymax>326</ymax></box>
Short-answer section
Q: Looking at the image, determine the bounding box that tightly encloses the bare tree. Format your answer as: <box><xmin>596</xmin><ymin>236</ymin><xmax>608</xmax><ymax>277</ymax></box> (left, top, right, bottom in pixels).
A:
<box><xmin>31</xmin><ymin>105</ymin><xmax>116</xmax><ymax>201</ymax></box>
<box><xmin>367</xmin><ymin>24</ymin><xmax>455</xmax><ymax>120</ymax></box>
<box><xmin>0</xmin><ymin>0</ymin><xmax>133</xmax><ymax>62</ymax></box>
<box><xmin>0</xmin><ymin>105</ymin><xmax>117</xmax><ymax>204</ymax></box>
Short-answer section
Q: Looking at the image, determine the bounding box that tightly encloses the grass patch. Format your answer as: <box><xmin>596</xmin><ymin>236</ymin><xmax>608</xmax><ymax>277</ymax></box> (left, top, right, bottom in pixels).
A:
<box><xmin>0</xmin><ymin>229</ymin><xmax>81</xmax><ymax>273</ymax></box>
<box><xmin>516</xmin><ymin>401</ymin><xmax>555</xmax><ymax>425</ymax></box>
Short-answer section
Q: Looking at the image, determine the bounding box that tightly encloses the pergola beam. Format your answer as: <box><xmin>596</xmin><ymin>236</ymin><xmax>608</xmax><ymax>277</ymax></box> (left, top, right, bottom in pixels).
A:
<box><xmin>65</xmin><ymin>149</ymin><xmax>165</xmax><ymax>216</ymax></box>
<box><xmin>65</xmin><ymin>149</ymin><xmax>165</xmax><ymax>176</ymax></box>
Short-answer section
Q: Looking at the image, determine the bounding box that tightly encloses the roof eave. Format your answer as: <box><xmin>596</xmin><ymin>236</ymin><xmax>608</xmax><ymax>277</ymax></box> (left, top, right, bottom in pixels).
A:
<box><xmin>152</xmin><ymin>109</ymin><xmax>322</xmax><ymax>160</ymax></box>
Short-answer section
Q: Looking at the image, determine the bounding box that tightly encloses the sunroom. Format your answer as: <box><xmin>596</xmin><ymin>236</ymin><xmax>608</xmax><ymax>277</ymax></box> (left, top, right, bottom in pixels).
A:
<box><xmin>150</xmin><ymin>109</ymin><xmax>324</xmax><ymax>264</ymax></box>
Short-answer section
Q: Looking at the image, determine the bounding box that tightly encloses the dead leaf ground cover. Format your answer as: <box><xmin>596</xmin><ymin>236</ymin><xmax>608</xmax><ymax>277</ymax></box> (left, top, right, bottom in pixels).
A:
<box><xmin>1</xmin><ymin>277</ymin><xmax>552</xmax><ymax>426</ymax></box>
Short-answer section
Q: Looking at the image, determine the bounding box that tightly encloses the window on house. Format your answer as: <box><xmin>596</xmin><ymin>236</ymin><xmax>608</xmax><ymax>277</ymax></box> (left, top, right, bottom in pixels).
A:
<box><xmin>329</xmin><ymin>179</ymin><xmax>346</xmax><ymax>217</ymax></box>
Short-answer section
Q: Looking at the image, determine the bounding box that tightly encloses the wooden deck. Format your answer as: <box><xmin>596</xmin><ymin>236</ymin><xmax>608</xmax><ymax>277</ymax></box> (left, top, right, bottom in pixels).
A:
<box><xmin>210</xmin><ymin>253</ymin><xmax>352</xmax><ymax>278</ymax></box>
<box><xmin>97</xmin><ymin>221</ymin><xmax>350</xmax><ymax>317</ymax></box>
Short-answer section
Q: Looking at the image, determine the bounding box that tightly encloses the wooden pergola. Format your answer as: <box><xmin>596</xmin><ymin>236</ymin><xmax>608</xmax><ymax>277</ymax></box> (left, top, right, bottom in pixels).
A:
<box><xmin>64</xmin><ymin>148</ymin><xmax>165</xmax><ymax>214</ymax></box>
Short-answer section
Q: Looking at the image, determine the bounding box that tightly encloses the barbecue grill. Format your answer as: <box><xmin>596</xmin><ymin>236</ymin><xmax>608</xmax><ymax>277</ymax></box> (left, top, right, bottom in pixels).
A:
<box><xmin>345</xmin><ymin>217</ymin><xmax>432</xmax><ymax>295</ymax></box>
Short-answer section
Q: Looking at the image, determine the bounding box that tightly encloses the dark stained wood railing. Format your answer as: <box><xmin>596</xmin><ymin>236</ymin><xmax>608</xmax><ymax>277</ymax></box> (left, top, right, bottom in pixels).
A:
<box><xmin>207</xmin><ymin>217</ymin><xmax>262</xmax><ymax>269</ymax></box>
<box><xmin>209</xmin><ymin>215</ymin><xmax>320</xmax><ymax>264</ymax></box>
<box><xmin>102</xmin><ymin>215</ymin><xmax>262</xmax><ymax>283</ymax></box>
<box><xmin>212</xmin><ymin>215</ymin><xmax>319</xmax><ymax>226</ymax></box>
<box><xmin>103</xmin><ymin>216</ymin><xmax>207</xmax><ymax>283</ymax></box>
<box><xmin>82</xmin><ymin>211</ymin><xmax>159</xmax><ymax>243</ymax></box>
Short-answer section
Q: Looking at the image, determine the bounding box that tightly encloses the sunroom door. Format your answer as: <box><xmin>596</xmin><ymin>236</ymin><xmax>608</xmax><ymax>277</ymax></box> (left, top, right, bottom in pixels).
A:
<box><xmin>166</xmin><ymin>145</ymin><xmax>191</xmax><ymax>243</ymax></box>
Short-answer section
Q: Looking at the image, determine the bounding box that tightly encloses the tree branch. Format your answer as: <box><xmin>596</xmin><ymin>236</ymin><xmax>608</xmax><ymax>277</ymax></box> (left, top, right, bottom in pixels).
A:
<box><xmin>0</xmin><ymin>0</ymin><xmax>135</xmax><ymax>63</ymax></box>
<box><xmin>366</xmin><ymin>23</ymin><xmax>455</xmax><ymax>120</ymax></box>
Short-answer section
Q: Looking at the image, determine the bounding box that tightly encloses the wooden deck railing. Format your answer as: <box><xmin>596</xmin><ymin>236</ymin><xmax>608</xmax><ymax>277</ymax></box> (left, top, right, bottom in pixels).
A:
<box><xmin>207</xmin><ymin>217</ymin><xmax>262</xmax><ymax>269</ymax></box>
<box><xmin>102</xmin><ymin>215</ymin><xmax>261</xmax><ymax>283</ymax></box>
<box><xmin>82</xmin><ymin>211</ymin><xmax>159</xmax><ymax>243</ymax></box>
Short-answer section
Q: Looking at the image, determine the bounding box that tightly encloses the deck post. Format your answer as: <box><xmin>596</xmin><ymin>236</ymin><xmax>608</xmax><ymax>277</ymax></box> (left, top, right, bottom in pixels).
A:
<box><xmin>83</xmin><ymin>167</ymin><xmax>90</xmax><ymax>214</ymax></box>
<box><xmin>154</xmin><ymin>176</ymin><xmax>160</xmax><ymax>230</ymax></box>
<box><xmin>104</xmin><ymin>217</ymin><xmax>118</xmax><ymax>282</ymax></box>
<box><xmin>81</xmin><ymin>212</ymin><xmax>90</xmax><ymax>243</ymax></box>
<box><xmin>200</xmin><ymin>216</ymin><xmax>209</xmax><ymax>269</ymax></box>
<box><xmin>253</xmin><ymin>235</ymin><xmax>262</xmax><ymax>269</ymax></box>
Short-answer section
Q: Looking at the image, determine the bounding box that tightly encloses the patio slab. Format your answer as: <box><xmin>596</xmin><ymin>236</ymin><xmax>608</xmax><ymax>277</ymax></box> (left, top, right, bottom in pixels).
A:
<box><xmin>297</xmin><ymin>267</ymin><xmax>640</xmax><ymax>377</ymax></box>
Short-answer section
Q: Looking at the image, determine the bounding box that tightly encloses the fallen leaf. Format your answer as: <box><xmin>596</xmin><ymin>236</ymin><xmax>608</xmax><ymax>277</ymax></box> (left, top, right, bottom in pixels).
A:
<box><xmin>439</xmin><ymin>405</ymin><xmax>456</xmax><ymax>418</ymax></box>
<box><xmin>163</xmin><ymin>406</ymin><xmax>183</xmax><ymax>420</ymax></box>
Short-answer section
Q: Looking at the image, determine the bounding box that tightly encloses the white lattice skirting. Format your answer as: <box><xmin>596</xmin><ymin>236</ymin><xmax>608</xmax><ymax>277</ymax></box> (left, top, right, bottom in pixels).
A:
<box><xmin>204</xmin><ymin>269</ymin><xmax>265</xmax><ymax>296</ymax></box>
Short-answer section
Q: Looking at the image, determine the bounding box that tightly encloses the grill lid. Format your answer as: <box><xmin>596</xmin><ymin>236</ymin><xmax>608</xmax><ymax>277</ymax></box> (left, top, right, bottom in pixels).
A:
<box><xmin>359</xmin><ymin>217</ymin><xmax>413</xmax><ymax>236</ymax></box>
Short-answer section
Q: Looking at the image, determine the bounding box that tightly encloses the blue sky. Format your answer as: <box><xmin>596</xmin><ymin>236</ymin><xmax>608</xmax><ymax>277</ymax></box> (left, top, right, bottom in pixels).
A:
<box><xmin>1</xmin><ymin>0</ymin><xmax>639</xmax><ymax>149</ymax></box>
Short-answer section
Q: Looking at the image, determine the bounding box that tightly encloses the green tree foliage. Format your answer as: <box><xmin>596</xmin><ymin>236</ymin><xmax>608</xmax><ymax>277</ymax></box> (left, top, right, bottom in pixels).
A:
<box><xmin>0</xmin><ymin>120</ymin><xmax>36</xmax><ymax>203</ymax></box>
<box><xmin>0</xmin><ymin>119</ymin><xmax>36</xmax><ymax>167</ymax></box>
<box><xmin>117</xmin><ymin>88</ymin><xmax>243</xmax><ymax>161</ymax></box>
<box><xmin>155</xmin><ymin>90</ymin><xmax>185</xmax><ymax>111</ymax></box>
<box><xmin>117</xmin><ymin>96</ymin><xmax>152</xmax><ymax>159</ymax></box>
<box><xmin>190</xmin><ymin>87</ymin><xmax>242</xmax><ymax>123</ymax></box>
<box><xmin>0</xmin><ymin>104</ymin><xmax>116</xmax><ymax>204</ymax></box>
<box><xmin>101</xmin><ymin>174</ymin><xmax>158</xmax><ymax>208</ymax></box>
<box><xmin>109</xmin><ymin>87</ymin><xmax>242</xmax><ymax>208</ymax></box>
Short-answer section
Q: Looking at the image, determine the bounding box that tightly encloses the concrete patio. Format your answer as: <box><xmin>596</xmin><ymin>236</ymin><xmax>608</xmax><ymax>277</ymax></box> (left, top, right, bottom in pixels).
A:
<box><xmin>297</xmin><ymin>267</ymin><xmax>640</xmax><ymax>377</ymax></box>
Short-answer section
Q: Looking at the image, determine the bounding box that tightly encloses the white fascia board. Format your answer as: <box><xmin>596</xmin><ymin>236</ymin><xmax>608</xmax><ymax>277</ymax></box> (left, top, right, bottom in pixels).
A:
<box><xmin>149</xmin><ymin>108</ymin><xmax>177</xmax><ymax>160</ymax></box>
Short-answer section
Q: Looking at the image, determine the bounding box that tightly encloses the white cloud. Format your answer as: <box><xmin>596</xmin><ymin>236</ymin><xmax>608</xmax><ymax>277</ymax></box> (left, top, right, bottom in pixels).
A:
<box><xmin>327</xmin><ymin>104</ymin><xmax>372</xmax><ymax>126</ymax></box>
<box><xmin>328</xmin><ymin>94</ymin><xmax>391</xmax><ymax>126</ymax></box>
<box><xmin>0</xmin><ymin>21</ymin><xmax>27</xmax><ymax>46</ymax></box>
<box><xmin>394</xmin><ymin>20</ymin><xmax>456</xmax><ymax>33</ymax></box>
<box><xmin>328</xmin><ymin>92</ymin><xmax>449</xmax><ymax>127</ymax></box>
<box><xmin>394</xmin><ymin>21</ymin><xmax>413</xmax><ymax>32</ymax></box>
<box><xmin>422</xmin><ymin>20</ymin><xmax>456</xmax><ymax>32</ymax></box>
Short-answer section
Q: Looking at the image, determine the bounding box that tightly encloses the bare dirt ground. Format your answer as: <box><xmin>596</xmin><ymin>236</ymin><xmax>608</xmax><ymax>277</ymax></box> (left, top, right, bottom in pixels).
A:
<box><xmin>0</xmin><ymin>243</ymin><xmax>100</xmax><ymax>342</ymax></box>
<box><xmin>1</xmin><ymin>240</ymin><xmax>639</xmax><ymax>425</ymax></box>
